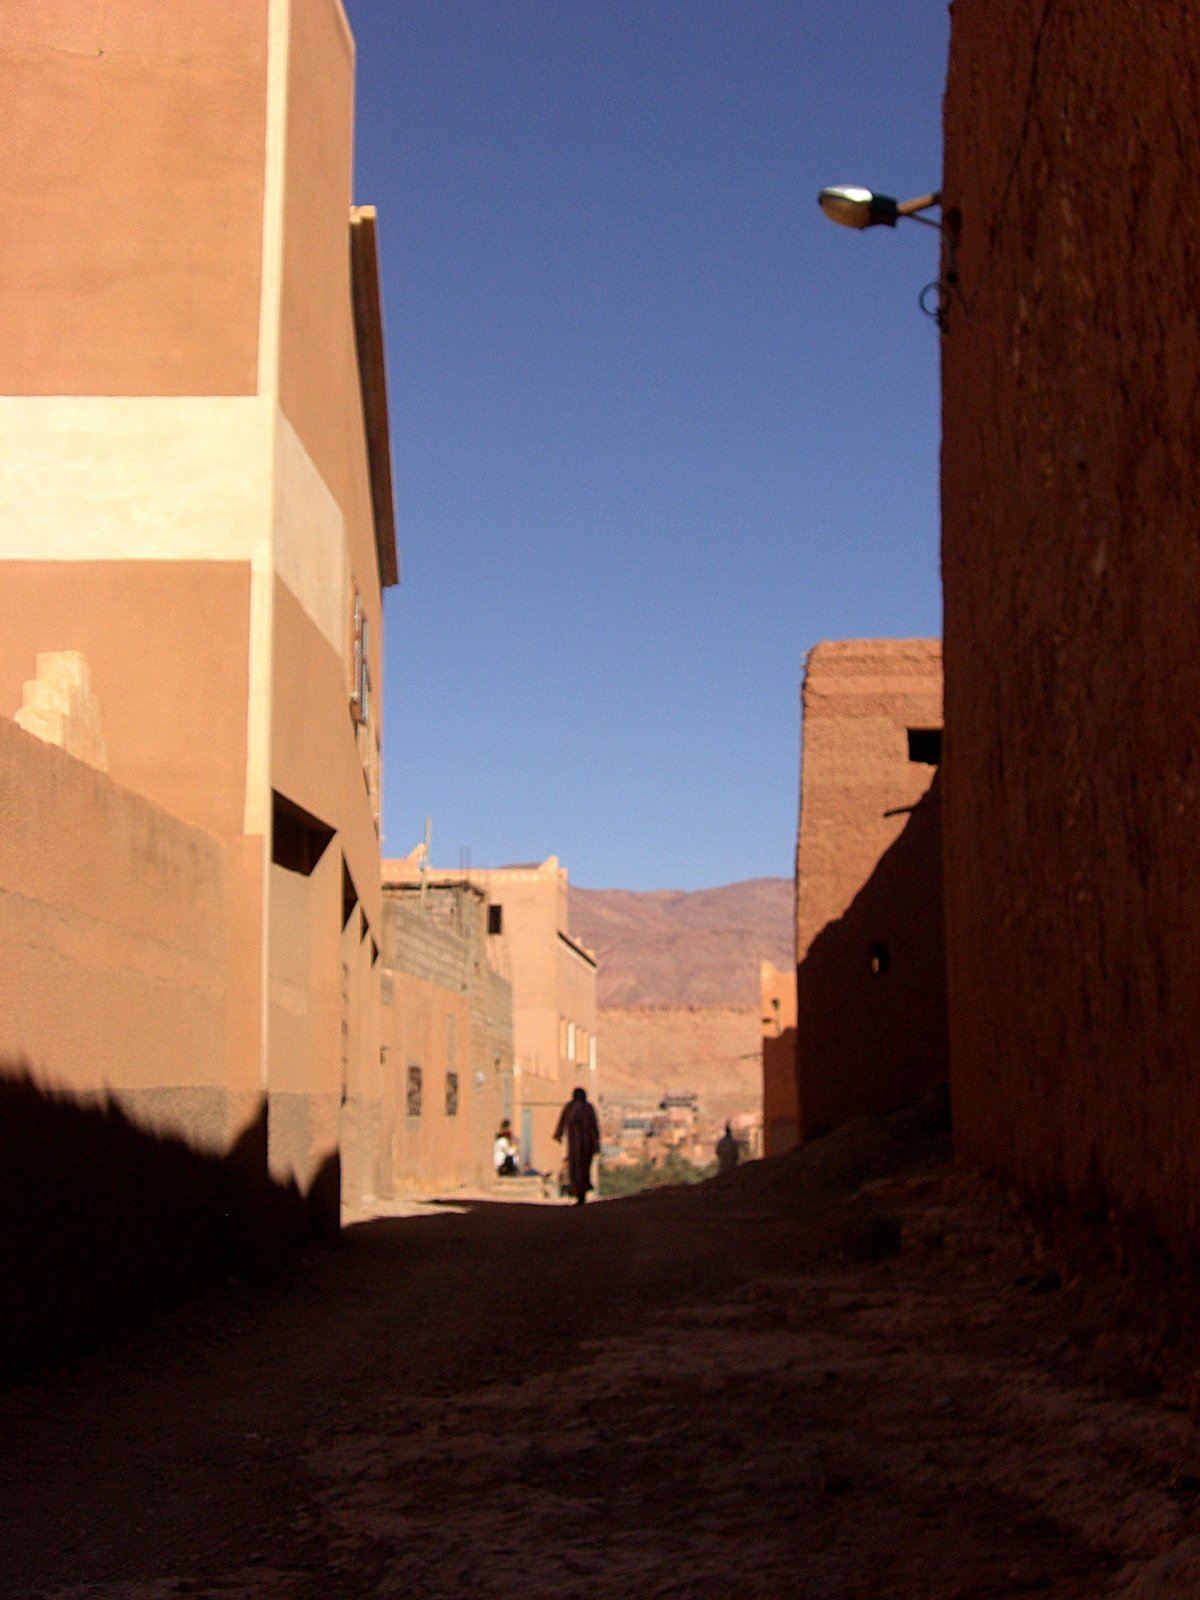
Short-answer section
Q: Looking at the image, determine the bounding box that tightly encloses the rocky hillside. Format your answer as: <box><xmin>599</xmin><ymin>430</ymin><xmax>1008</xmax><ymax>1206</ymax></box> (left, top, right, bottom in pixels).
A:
<box><xmin>570</xmin><ymin>878</ymin><xmax>793</xmax><ymax>1008</ymax></box>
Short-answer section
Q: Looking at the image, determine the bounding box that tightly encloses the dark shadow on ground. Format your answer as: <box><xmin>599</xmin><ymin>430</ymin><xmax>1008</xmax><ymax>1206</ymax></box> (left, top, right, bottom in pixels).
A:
<box><xmin>0</xmin><ymin>1066</ymin><xmax>336</xmax><ymax>1382</ymax></box>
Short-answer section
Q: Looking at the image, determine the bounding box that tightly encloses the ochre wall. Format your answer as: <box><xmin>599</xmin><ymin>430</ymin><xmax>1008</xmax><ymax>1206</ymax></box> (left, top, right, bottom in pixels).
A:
<box><xmin>942</xmin><ymin>2</ymin><xmax>1200</xmax><ymax>1248</ymax></box>
<box><xmin>270</xmin><ymin>578</ymin><xmax>380</xmax><ymax>934</ymax></box>
<box><xmin>599</xmin><ymin>1003</ymin><xmax>763</xmax><ymax>1126</ymax></box>
<box><xmin>469</xmin><ymin>863</ymin><xmax>595</xmax><ymax>1171</ymax></box>
<box><xmin>0</xmin><ymin>563</ymin><xmax>252</xmax><ymax>837</ymax></box>
<box><xmin>276</xmin><ymin>0</ymin><xmax>384</xmax><ymax>736</ymax></box>
<box><xmin>795</xmin><ymin>640</ymin><xmax>946</xmax><ymax>1137</ymax></box>
<box><xmin>382</xmin><ymin>860</ymin><xmax>598</xmax><ymax>1175</ymax></box>
<box><xmin>0</xmin><ymin>716</ymin><xmax>262</xmax><ymax>1150</ymax></box>
<box><xmin>0</xmin><ymin>0</ymin><xmax>267</xmax><ymax>396</ymax></box>
<box><xmin>0</xmin><ymin>0</ymin><xmax>391</xmax><ymax>1245</ymax></box>
<box><xmin>381</xmin><ymin>971</ymin><xmax>481</xmax><ymax>1196</ymax></box>
<box><xmin>379</xmin><ymin>885</ymin><xmax>512</xmax><ymax>1197</ymax></box>
<box><xmin>261</xmin><ymin>0</ymin><xmax>389</xmax><ymax>1222</ymax></box>
<box><xmin>760</xmin><ymin>961</ymin><xmax>798</xmax><ymax>1156</ymax></box>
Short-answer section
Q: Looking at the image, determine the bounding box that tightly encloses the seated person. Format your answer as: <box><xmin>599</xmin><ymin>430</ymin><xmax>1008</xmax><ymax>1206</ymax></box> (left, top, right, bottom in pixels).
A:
<box><xmin>493</xmin><ymin>1120</ymin><xmax>519</xmax><ymax>1177</ymax></box>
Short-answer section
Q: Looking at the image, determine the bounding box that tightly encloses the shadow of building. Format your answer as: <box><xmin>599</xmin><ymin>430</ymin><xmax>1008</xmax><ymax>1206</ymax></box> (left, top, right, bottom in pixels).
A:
<box><xmin>0</xmin><ymin>1065</ymin><xmax>335</xmax><ymax>1382</ymax></box>
<box><xmin>796</xmin><ymin>773</ymin><xmax>947</xmax><ymax>1139</ymax></box>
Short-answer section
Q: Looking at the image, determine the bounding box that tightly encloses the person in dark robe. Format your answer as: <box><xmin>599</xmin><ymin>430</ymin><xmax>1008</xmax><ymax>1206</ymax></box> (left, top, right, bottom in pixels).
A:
<box><xmin>553</xmin><ymin>1086</ymin><xmax>600</xmax><ymax>1204</ymax></box>
<box><xmin>715</xmin><ymin>1121</ymin><xmax>741</xmax><ymax>1174</ymax></box>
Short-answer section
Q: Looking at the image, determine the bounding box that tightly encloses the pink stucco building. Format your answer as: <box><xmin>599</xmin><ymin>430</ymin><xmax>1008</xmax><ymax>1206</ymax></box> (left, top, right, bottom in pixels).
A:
<box><xmin>0</xmin><ymin>0</ymin><xmax>397</xmax><ymax>1233</ymax></box>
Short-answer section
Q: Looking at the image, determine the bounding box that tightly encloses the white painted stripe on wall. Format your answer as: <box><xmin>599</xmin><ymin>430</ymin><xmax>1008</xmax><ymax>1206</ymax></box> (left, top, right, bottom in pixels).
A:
<box><xmin>0</xmin><ymin>396</ymin><xmax>270</xmax><ymax>560</ymax></box>
<box><xmin>273</xmin><ymin>410</ymin><xmax>348</xmax><ymax>665</ymax></box>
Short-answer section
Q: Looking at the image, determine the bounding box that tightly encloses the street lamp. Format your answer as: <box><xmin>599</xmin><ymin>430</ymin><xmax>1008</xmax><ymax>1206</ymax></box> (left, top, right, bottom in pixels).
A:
<box><xmin>817</xmin><ymin>186</ymin><xmax>943</xmax><ymax>230</ymax></box>
<box><xmin>817</xmin><ymin>185</ymin><xmax>956</xmax><ymax>325</ymax></box>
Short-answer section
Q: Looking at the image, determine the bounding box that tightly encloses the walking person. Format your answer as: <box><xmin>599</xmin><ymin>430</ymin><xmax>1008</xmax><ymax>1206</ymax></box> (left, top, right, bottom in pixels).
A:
<box><xmin>553</xmin><ymin>1086</ymin><xmax>600</xmax><ymax>1205</ymax></box>
<box><xmin>715</xmin><ymin>1121</ymin><xmax>741</xmax><ymax>1175</ymax></box>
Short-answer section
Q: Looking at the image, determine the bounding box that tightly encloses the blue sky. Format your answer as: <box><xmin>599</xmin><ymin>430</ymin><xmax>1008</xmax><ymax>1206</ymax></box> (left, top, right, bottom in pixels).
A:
<box><xmin>346</xmin><ymin>1</ymin><xmax>949</xmax><ymax>890</ymax></box>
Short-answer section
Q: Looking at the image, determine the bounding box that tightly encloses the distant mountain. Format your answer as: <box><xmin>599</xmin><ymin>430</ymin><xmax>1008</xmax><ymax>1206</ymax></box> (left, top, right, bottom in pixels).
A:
<box><xmin>570</xmin><ymin>878</ymin><xmax>793</xmax><ymax>1008</ymax></box>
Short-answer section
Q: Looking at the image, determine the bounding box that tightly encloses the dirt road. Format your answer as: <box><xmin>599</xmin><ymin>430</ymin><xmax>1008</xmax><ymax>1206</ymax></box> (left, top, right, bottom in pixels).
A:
<box><xmin>4</xmin><ymin>1108</ymin><xmax>1200</xmax><ymax>1599</ymax></box>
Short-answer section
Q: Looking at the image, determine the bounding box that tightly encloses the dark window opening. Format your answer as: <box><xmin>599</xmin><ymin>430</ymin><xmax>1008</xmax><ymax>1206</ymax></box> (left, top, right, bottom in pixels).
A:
<box><xmin>445</xmin><ymin>1071</ymin><xmax>459</xmax><ymax>1117</ymax></box>
<box><xmin>869</xmin><ymin>942</ymin><xmax>890</xmax><ymax>976</ymax></box>
<box><xmin>487</xmin><ymin>904</ymin><xmax>503</xmax><ymax>936</ymax></box>
<box><xmin>342</xmin><ymin>859</ymin><xmax>359</xmax><ymax>929</ymax></box>
<box><xmin>271</xmin><ymin>791</ymin><xmax>334</xmax><ymax>876</ymax></box>
<box><xmin>406</xmin><ymin>1064</ymin><xmax>423</xmax><ymax>1118</ymax></box>
<box><xmin>370</xmin><ymin>937</ymin><xmax>380</xmax><ymax>968</ymax></box>
<box><xmin>907</xmin><ymin>727</ymin><xmax>942</xmax><ymax>765</ymax></box>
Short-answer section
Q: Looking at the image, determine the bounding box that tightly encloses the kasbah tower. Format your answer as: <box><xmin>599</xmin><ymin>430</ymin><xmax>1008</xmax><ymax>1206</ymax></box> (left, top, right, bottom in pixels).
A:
<box><xmin>0</xmin><ymin>1</ymin><xmax>398</xmax><ymax>1227</ymax></box>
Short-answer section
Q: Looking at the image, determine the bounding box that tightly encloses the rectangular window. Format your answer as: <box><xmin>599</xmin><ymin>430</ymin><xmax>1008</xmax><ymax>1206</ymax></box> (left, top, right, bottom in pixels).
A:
<box><xmin>487</xmin><ymin>904</ymin><xmax>503</xmax><ymax>935</ymax></box>
<box><xmin>271</xmin><ymin>791</ymin><xmax>334</xmax><ymax>876</ymax></box>
<box><xmin>445</xmin><ymin>1071</ymin><xmax>459</xmax><ymax>1117</ymax></box>
<box><xmin>907</xmin><ymin>727</ymin><xmax>942</xmax><ymax>765</ymax></box>
<box><xmin>567</xmin><ymin>1020</ymin><xmax>576</xmax><ymax>1060</ymax></box>
<box><xmin>406</xmin><ymin>1064</ymin><xmax>423</xmax><ymax>1118</ymax></box>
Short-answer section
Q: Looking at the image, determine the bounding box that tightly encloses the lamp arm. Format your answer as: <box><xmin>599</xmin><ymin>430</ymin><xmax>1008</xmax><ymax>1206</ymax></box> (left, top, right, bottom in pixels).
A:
<box><xmin>895</xmin><ymin>191</ymin><xmax>941</xmax><ymax>218</ymax></box>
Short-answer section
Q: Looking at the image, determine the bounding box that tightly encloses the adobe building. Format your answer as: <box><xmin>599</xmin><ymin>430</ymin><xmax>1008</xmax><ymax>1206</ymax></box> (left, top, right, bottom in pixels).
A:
<box><xmin>377</xmin><ymin>881</ymin><xmax>514</xmax><ymax>1197</ymax></box>
<box><xmin>384</xmin><ymin>854</ymin><xmax>598</xmax><ymax>1176</ymax></box>
<box><xmin>941</xmin><ymin>3</ymin><xmax>1200</xmax><ymax>1251</ymax></box>
<box><xmin>793</xmin><ymin>640</ymin><xmax>947</xmax><ymax>1138</ymax></box>
<box><xmin>760</xmin><ymin>959</ymin><xmax>798</xmax><ymax>1156</ymax></box>
<box><xmin>0</xmin><ymin>1</ymin><xmax>397</xmax><ymax>1230</ymax></box>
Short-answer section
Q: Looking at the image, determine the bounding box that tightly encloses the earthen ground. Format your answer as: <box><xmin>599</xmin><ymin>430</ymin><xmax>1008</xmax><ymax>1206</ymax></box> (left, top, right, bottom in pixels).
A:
<box><xmin>4</xmin><ymin>1107</ymin><xmax>1200</xmax><ymax>1600</ymax></box>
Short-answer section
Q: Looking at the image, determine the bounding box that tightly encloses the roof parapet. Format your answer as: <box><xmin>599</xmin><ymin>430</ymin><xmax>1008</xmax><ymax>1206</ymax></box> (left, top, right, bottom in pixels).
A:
<box><xmin>349</xmin><ymin>205</ymin><xmax>399</xmax><ymax>588</ymax></box>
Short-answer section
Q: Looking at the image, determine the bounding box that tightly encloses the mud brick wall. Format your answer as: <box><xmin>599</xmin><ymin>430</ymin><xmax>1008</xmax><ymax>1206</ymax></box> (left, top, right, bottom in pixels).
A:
<box><xmin>941</xmin><ymin>2</ymin><xmax>1200</xmax><ymax>1248</ymax></box>
<box><xmin>795</xmin><ymin>641</ymin><xmax>946</xmax><ymax>1139</ymax></box>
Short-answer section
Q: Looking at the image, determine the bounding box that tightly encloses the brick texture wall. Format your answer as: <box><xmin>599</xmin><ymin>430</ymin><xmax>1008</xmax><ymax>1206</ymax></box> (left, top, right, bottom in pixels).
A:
<box><xmin>942</xmin><ymin>1</ymin><xmax>1200</xmax><ymax>1247</ymax></box>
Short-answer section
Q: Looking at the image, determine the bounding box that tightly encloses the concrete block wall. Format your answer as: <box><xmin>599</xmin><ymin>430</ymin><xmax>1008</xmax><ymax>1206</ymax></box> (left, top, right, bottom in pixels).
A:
<box><xmin>379</xmin><ymin>883</ymin><xmax>514</xmax><ymax>1194</ymax></box>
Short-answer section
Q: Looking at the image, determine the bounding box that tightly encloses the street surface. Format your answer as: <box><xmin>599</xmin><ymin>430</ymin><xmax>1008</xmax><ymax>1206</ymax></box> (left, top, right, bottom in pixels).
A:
<box><xmin>4</xmin><ymin>1102</ymin><xmax>1200</xmax><ymax>1599</ymax></box>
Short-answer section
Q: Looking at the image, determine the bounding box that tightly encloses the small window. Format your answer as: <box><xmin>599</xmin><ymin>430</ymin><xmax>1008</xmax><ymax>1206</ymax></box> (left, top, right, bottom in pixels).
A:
<box><xmin>342</xmin><ymin>859</ymin><xmax>359</xmax><ymax>929</ymax></box>
<box><xmin>907</xmin><ymin>727</ymin><xmax>942</xmax><ymax>765</ymax></box>
<box><xmin>445</xmin><ymin>1071</ymin><xmax>459</xmax><ymax>1117</ymax></box>
<box><xmin>406</xmin><ymin>1064</ymin><xmax>423</xmax><ymax>1117</ymax></box>
<box><xmin>487</xmin><ymin>904</ymin><xmax>503</xmax><ymax>936</ymax></box>
<box><xmin>271</xmin><ymin>791</ymin><xmax>334</xmax><ymax>876</ymax></box>
<box><xmin>869</xmin><ymin>942</ymin><xmax>890</xmax><ymax>976</ymax></box>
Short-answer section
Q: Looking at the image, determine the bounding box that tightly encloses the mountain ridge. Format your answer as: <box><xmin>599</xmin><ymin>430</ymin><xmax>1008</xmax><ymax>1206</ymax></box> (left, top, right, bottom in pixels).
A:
<box><xmin>570</xmin><ymin>876</ymin><xmax>793</xmax><ymax>1009</ymax></box>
